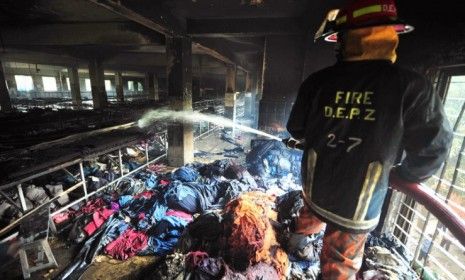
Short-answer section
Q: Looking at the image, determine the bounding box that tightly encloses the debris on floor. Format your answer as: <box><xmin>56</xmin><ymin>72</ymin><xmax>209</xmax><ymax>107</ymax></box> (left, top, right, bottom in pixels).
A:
<box><xmin>1</xmin><ymin>138</ymin><xmax>420</xmax><ymax>279</ymax></box>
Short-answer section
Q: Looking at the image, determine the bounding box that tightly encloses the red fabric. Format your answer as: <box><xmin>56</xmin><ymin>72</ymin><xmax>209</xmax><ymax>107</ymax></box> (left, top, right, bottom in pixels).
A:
<box><xmin>166</xmin><ymin>210</ymin><xmax>193</xmax><ymax>222</ymax></box>
<box><xmin>134</xmin><ymin>191</ymin><xmax>154</xmax><ymax>199</ymax></box>
<box><xmin>104</xmin><ymin>228</ymin><xmax>148</xmax><ymax>260</ymax></box>
<box><xmin>83</xmin><ymin>208</ymin><xmax>115</xmax><ymax>236</ymax></box>
<box><xmin>81</xmin><ymin>198</ymin><xmax>107</xmax><ymax>214</ymax></box>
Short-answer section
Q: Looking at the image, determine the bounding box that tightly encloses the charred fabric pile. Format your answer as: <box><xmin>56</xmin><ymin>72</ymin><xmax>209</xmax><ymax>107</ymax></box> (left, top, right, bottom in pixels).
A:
<box><xmin>2</xmin><ymin>139</ymin><xmax>417</xmax><ymax>279</ymax></box>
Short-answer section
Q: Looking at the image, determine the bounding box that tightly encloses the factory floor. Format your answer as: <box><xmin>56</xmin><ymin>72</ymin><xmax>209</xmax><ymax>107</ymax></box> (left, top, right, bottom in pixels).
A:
<box><xmin>0</xmin><ymin>130</ymin><xmax>257</xmax><ymax>280</ymax></box>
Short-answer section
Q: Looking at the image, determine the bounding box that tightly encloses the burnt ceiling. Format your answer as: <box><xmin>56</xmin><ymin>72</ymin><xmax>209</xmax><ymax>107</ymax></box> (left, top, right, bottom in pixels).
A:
<box><xmin>0</xmin><ymin>0</ymin><xmax>464</xmax><ymax>74</ymax></box>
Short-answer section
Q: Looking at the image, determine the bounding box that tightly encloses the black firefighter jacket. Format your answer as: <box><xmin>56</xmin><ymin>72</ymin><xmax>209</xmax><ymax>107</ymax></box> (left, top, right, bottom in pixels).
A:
<box><xmin>287</xmin><ymin>60</ymin><xmax>452</xmax><ymax>233</ymax></box>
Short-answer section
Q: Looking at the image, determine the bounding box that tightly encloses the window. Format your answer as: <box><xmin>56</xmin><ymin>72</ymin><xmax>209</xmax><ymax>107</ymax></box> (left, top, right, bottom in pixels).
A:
<box><xmin>66</xmin><ymin>78</ymin><xmax>70</xmax><ymax>91</ymax></box>
<box><xmin>42</xmin><ymin>76</ymin><xmax>58</xmax><ymax>91</ymax></box>
<box><xmin>85</xmin><ymin>79</ymin><xmax>91</xmax><ymax>91</ymax></box>
<box><xmin>105</xmin><ymin>80</ymin><xmax>112</xmax><ymax>91</ymax></box>
<box><xmin>14</xmin><ymin>75</ymin><xmax>34</xmax><ymax>91</ymax></box>
<box><xmin>128</xmin><ymin>81</ymin><xmax>134</xmax><ymax>91</ymax></box>
<box><xmin>137</xmin><ymin>82</ymin><xmax>143</xmax><ymax>91</ymax></box>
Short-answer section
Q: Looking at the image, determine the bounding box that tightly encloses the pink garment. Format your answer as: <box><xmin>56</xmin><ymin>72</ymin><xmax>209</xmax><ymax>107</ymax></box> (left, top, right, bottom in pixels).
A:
<box><xmin>147</xmin><ymin>164</ymin><xmax>167</xmax><ymax>173</ymax></box>
<box><xmin>159</xmin><ymin>179</ymin><xmax>170</xmax><ymax>187</ymax></box>
<box><xmin>166</xmin><ymin>210</ymin><xmax>193</xmax><ymax>222</ymax></box>
<box><xmin>52</xmin><ymin>212</ymin><xmax>71</xmax><ymax>224</ymax></box>
<box><xmin>83</xmin><ymin>208</ymin><xmax>115</xmax><ymax>236</ymax></box>
<box><xmin>105</xmin><ymin>228</ymin><xmax>148</xmax><ymax>260</ymax></box>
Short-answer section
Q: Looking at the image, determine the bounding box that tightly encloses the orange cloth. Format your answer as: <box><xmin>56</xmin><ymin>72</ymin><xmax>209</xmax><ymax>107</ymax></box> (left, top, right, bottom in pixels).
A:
<box><xmin>342</xmin><ymin>26</ymin><xmax>399</xmax><ymax>63</ymax></box>
<box><xmin>224</xmin><ymin>191</ymin><xmax>288</xmax><ymax>279</ymax></box>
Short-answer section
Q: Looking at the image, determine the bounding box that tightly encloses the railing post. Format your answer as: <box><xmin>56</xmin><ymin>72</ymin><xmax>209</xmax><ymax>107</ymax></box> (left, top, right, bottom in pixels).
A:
<box><xmin>145</xmin><ymin>142</ymin><xmax>149</xmax><ymax>164</ymax></box>
<box><xmin>79</xmin><ymin>162</ymin><xmax>88</xmax><ymax>200</ymax></box>
<box><xmin>119</xmin><ymin>148</ymin><xmax>124</xmax><ymax>176</ymax></box>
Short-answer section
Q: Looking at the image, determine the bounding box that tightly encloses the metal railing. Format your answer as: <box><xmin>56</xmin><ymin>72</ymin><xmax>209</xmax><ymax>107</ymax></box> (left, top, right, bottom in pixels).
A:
<box><xmin>0</xmin><ymin>130</ymin><xmax>168</xmax><ymax>238</ymax></box>
<box><xmin>383</xmin><ymin>175</ymin><xmax>465</xmax><ymax>280</ymax></box>
<box><xmin>193</xmin><ymin>98</ymin><xmax>224</xmax><ymax>111</ymax></box>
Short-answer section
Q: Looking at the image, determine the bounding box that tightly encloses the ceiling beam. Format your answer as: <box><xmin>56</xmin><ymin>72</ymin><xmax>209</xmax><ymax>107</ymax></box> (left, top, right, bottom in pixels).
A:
<box><xmin>187</xmin><ymin>17</ymin><xmax>304</xmax><ymax>38</ymax></box>
<box><xmin>87</xmin><ymin>0</ymin><xmax>248</xmax><ymax>72</ymax></box>
<box><xmin>0</xmin><ymin>22</ymin><xmax>159</xmax><ymax>47</ymax></box>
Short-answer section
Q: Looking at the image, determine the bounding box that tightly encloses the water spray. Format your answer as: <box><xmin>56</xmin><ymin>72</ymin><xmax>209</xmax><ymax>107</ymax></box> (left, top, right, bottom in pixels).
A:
<box><xmin>138</xmin><ymin>109</ymin><xmax>282</xmax><ymax>141</ymax></box>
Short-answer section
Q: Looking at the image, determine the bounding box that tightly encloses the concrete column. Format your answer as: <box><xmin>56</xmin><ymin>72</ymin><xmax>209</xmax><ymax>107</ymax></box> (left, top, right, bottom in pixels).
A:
<box><xmin>0</xmin><ymin>61</ymin><xmax>12</xmax><ymax>112</ymax></box>
<box><xmin>152</xmin><ymin>74</ymin><xmax>159</xmax><ymax>101</ymax></box>
<box><xmin>88</xmin><ymin>58</ymin><xmax>107</xmax><ymax>109</ymax></box>
<box><xmin>225</xmin><ymin>64</ymin><xmax>237</xmax><ymax>135</ymax></box>
<box><xmin>259</xmin><ymin>35</ymin><xmax>305</xmax><ymax>130</ymax></box>
<box><xmin>67</xmin><ymin>67</ymin><xmax>82</xmax><ymax>107</ymax></box>
<box><xmin>55</xmin><ymin>72</ymin><xmax>64</xmax><ymax>92</ymax></box>
<box><xmin>115</xmin><ymin>72</ymin><xmax>124</xmax><ymax>102</ymax></box>
<box><xmin>166</xmin><ymin>36</ymin><xmax>194</xmax><ymax>166</ymax></box>
<box><xmin>32</xmin><ymin>75</ymin><xmax>43</xmax><ymax>92</ymax></box>
<box><xmin>245</xmin><ymin>72</ymin><xmax>252</xmax><ymax>92</ymax></box>
<box><xmin>144</xmin><ymin>73</ymin><xmax>151</xmax><ymax>98</ymax></box>
<box><xmin>145</xmin><ymin>72</ymin><xmax>159</xmax><ymax>100</ymax></box>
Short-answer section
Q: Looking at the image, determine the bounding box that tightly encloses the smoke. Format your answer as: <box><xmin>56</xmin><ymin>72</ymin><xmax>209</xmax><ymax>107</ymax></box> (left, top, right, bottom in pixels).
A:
<box><xmin>138</xmin><ymin>108</ymin><xmax>282</xmax><ymax>141</ymax></box>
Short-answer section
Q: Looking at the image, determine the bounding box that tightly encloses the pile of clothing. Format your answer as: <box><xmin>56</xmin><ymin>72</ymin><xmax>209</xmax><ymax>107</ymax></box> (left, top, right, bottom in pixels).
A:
<box><xmin>41</xmin><ymin>139</ymin><xmax>419</xmax><ymax>280</ymax></box>
<box><xmin>358</xmin><ymin>232</ymin><xmax>418</xmax><ymax>280</ymax></box>
<box><xmin>50</xmin><ymin>153</ymin><xmax>324</xmax><ymax>279</ymax></box>
<box><xmin>246</xmin><ymin>139</ymin><xmax>302</xmax><ymax>184</ymax></box>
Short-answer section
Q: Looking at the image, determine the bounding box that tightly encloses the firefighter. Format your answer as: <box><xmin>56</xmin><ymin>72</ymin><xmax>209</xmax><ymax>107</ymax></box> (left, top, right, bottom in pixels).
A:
<box><xmin>286</xmin><ymin>0</ymin><xmax>453</xmax><ymax>278</ymax></box>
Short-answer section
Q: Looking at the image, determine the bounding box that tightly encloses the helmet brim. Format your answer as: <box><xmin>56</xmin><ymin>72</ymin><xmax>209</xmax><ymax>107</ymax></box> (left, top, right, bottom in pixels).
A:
<box><xmin>317</xmin><ymin>20</ymin><xmax>414</xmax><ymax>42</ymax></box>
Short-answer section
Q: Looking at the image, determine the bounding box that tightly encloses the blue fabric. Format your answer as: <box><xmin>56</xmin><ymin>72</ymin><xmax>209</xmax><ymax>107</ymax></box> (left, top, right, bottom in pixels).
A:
<box><xmin>118</xmin><ymin>195</ymin><xmax>133</xmax><ymax>208</ymax></box>
<box><xmin>171</xmin><ymin>166</ymin><xmax>199</xmax><ymax>182</ymax></box>
<box><xmin>125</xmin><ymin>161</ymin><xmax>141</xmax><ymax>171</ymax></box>
<box><xmin>100</xmin><ymin>218</ymin><xmax>130</xmax><ymax>247</ymax></box>
<box><xmin>143</xmin><ymin>235</ymin><xmax>180</xmax><ymax>256</ymax></box>
<box><xmin>164</xmin><ymin>180</ymin><xmax>221</xmax><ymax>214</ymax></box>
<box><xmin>136</xmin><ymin>201</ymin><xmax>168</xmax><ymax>231</ymax></box>
<box><xmin>164</xmin><ymin>181</ymin><xmax>199</xmax><ymax>213</ymax></box>
<box><xmin>151</xmin><ymin>203</ymin><xmax>169</xmax><ymax>223</ymax></box>
<box><xmin>139</xmin><ymin>215</ymin><xmax>188</xmax><ymax>256</ymax></box>
<box><xmin>145</xmin><ymin>173</ymin><xmax>158</xmax><ymax>189</ymax></box>
<box><xmin>120</xmin><ymin>195</ymin><xmax>158</xmax><ymax>220</ymax></box>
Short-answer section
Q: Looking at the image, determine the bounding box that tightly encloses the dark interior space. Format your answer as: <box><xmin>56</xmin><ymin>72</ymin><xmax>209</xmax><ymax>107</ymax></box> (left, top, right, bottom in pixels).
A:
<box><xmin>1</xmin><ymin>1</ymin><xmax>465</xmax><ymax>279</ymax></box>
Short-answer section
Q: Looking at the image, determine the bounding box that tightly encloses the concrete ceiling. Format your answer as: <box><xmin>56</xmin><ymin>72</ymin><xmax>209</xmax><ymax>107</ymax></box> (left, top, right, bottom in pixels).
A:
<box><xmin>1</xmin><ymin>0</ymin><xmax>464</xmax><ymax>79</ymax></box>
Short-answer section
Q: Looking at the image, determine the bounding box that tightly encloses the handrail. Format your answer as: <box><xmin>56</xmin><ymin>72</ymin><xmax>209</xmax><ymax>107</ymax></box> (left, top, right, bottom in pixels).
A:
<box><xmin>389</xmin><ymin>171</ymin><xmax>465</xmax><ymax>247</ymax></box>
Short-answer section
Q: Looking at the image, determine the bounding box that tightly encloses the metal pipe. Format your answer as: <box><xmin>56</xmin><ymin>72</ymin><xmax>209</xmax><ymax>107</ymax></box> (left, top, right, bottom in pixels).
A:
<box><xmin>17</xmin><ymin>184</ymin><xmax>28</xmax><ymax>212</ymax></box>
